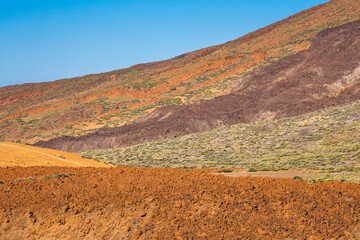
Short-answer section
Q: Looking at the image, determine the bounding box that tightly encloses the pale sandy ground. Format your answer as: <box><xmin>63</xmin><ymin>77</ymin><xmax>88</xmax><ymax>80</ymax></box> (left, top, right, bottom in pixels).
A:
<box><xmin>0</xmin><ymin>142</ymin><xmax>110</xmax><ymax>167</ymax></box>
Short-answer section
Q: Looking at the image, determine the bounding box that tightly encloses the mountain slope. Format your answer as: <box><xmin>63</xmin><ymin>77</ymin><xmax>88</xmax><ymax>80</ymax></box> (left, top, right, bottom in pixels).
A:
<box><xmin>1</xmin><ymin>0</ymin><xmax>360</xmax><ymax>144</ymax></box>
<box><xmin>35</xmin><ymin>19</ymin><xmax>360</xmax><ymax>152</ymax></box>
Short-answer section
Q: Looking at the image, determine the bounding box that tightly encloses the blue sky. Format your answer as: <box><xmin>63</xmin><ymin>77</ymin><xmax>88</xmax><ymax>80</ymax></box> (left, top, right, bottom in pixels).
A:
<box><xmin>0</xmin><ymin>0</ymin><xmax>328</xmax><ymax>87</ymax></box>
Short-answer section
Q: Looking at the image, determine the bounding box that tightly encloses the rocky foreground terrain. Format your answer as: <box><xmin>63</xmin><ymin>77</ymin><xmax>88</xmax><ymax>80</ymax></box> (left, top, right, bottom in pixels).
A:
<box><xmin>1</xmin><ymin>167</ymin><xmax>360</xmax><ymax>239</ymax></box>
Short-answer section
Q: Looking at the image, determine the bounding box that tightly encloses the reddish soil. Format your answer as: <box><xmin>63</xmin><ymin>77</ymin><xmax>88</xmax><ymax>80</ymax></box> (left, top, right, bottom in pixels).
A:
<box><xmin>215</xmin><ymin>169</ymin><xmax>320</xmax><ymax>180</ymax></box>
<box><xmin>36</xmin><ymin>19</ymin><xmax>360</xmax><ymax>152</ymax></box>
<box><xmin>1</xmin><ymin>167</ymin><xmax>360</xmax><ymax>239</ymax></box>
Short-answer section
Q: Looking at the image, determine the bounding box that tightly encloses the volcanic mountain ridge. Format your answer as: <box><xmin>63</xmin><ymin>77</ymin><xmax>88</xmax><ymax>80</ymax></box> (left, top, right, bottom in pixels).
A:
<box><xmin>1</xmin><ymin>0</ymin><xmax>360</xmax><ymax>144</ymax></box>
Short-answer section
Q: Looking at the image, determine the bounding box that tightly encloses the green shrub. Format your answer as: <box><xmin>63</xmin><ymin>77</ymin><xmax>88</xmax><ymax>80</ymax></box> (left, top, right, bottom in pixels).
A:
<box><xmin>43</xmin><ymin>173</ymin><xmax>75</xmax><ymax>179</ymax></box>
<box><xmin>260</xmin><ymin>167</ymin><xmax>271</xmax><ymax>171</ymax></box>
<box><xmin>293</xmin><ymin>176</ymin><xmax>302</xmax><ymax>180</ymax></box>
<box><xmin>214</xmin><ymin>169</ymin><xmax>233</xmax><ymax>173</ymax></box>
<box><xmin>246</xmin><ymin>167</ymin><xmax>258</xmax><ymax>172</ymax></box>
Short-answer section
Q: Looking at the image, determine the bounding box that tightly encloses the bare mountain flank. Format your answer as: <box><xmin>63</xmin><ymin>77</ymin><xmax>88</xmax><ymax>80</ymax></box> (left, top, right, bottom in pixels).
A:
<box><xmin>35</xmin><ymin>20</ymin><xmax>360</xmax><ymax>152</ymax></box>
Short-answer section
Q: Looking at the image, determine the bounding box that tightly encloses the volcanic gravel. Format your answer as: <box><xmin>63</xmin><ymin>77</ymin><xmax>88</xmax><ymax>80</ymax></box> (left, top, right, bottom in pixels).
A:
<box><xmin>1</xmin><ymin>167</ymin><xmax>360</xmax><ymax>239</ymax></box>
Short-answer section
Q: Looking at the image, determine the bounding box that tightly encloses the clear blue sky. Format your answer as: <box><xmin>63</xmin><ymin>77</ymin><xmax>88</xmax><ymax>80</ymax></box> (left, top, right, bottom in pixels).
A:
<box><xmin>0</xmin><ymin>0</ymin><xmax>328</xmax><ymax>88</ymax></box>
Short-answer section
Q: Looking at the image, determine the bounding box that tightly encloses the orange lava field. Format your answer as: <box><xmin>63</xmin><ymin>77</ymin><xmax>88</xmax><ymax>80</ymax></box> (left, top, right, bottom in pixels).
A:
<box><xmin>1</xmin><ymin>167</ymin><xmax>360</xmax><ymax>239</ymax></box>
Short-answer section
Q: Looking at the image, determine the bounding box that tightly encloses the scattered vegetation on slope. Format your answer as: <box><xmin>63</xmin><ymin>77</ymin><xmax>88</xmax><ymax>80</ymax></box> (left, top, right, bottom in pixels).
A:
<box><xmin>83</xmin><ymin>101</ymin><xmax>360</xmax><ymax>182</ymax></box>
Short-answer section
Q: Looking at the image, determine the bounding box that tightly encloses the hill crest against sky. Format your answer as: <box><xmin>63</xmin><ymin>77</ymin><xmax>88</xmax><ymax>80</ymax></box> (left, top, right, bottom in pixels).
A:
<box><xmin>0</xmin><ymin>0</ymin><xmax>329</xmax><ymax>87</ymax></box>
